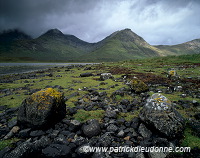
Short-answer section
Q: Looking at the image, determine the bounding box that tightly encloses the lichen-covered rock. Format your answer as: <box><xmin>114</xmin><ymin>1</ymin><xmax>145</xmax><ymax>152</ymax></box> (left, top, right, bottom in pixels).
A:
<box><xmin>167</xmin><ymin>68</ymin><xmax>178</xmax><ymax>79</ymax></box>
<box><xmin>140</xmin><ymin>93</ymin><xmax>185</xmax><ymax>138</ymax></box>
<box><xmin>145</xmin><ymin>93</ymin><xmax>172</xmax><ymax>111</ymax></box>
<box><xmin>128</xmin><ymin>79</ymin><xmax>148</xmax><ymax>93</ymax></box>
<box><xmin>17</xmin><ymin>88</ymin><xmax>66</xmax><ymax>129</ymax></box>
<box><xmin>100</xmin><ymin>73</ymin><xmax>114</xmax><ymax>81</ymax></box>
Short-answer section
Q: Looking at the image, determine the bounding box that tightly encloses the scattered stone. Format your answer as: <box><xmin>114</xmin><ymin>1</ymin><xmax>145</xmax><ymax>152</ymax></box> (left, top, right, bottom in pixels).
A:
<box><xmin>7</xmin><ymin>118</ymin><xmax>17</xmax><ymax>128</ymax></box>
<box><xmin>167</xmin><ymin>68</ymin><xmax>178</xmax><ymax>78</ymax></box>
<box><xmin>105</xmin><ymin>106</ymin><xmax>117</xmax><ymax>118</ymax></box>
<box><xmin>100</xmin><ymin>73</ymin><xmax>114</xmax><ymax>81</ymax></box>
<box><xmin>42</xmin><ymin>144</ymin><xmax>71</xmax><ymax>157</ymax></box>
<box><xmin>80</xmin><ymin>73</ymin><xmax>93</xmax><ymax>77</ymax></box>
<box><xmin>120</xmin><ymin>99</ymin><xmax>130</xmax><ymax>105</ymax></box>
<box><xmin>4</xmin><ymin>126</ymin><xmax>20</xmax><ymax>139</ymax></box>
<box><xmin>17</xmin><ymin>88</ymin><xmax>66</xmax><ymax>129</ymax></box>
<box><xmin>148</xmin><ymin>152</ymin><xmax>167</xmax><ymax>158</ymax></box>
<box><xmin>107</xmin><ymin>124</ymin><xmax>118</xmax><ymax>132</ymax></box>
<box><xmin>3</xmin><ymin>139</ymin><xmax>32</xmax><ymax>158</ymax></box>
<box><xmin>82</xmin><ymin>119</ymin><xmax>101</xmax><ymax>137</ymax></box>
<box><xmin>30</xmin><ymin>130</ymin><xmax>45</xmax><ymax>137</ymax></box>
<box><xmin>138</xmin><ymin>123</ymin><xmax>152</xmax><ymax>138</ymax></box>
<box><xmin>117</xmin><ymin>130</ymin><xmax>125</xmax><ymax>137</ymax></box>
<box><xmin>128</xmin><ymin>79</ymin><xmax>148</xmax><ymax>93</ymax></box>
<box><xmin>124</xmin><ymin>136</ymin><xmax>130</xmax><ymax>141</ymax></box>
<box><xmin>99</xmin><ymin>133</ymin><xmax>113</xmax><ymax>147</ymax></box>
<box><xmin>18</xmin><ymin>128</ymin><xmax>31</xmax><ymax>138</ymax></box>
<box><xmin>194</xmin><ymin>113</ymin><xmax>200</xmax><ymax>120</ymax></box>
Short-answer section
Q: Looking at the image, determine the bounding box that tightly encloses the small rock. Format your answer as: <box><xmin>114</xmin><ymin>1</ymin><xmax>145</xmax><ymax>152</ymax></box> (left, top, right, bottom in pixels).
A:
<box><xmin>138</xmin><ymin>123</ymin><xmax>152</xmax><ymax>138</ymax></box>
<box><xmin>4</xmin><ymin>126</ymin><xmax>20</xmax><ymax>139</ymax></box>
<box><xmin>105</xmin><ymin>106</ymin><xmax>117</xmax><ymax>118</ymax></box>
<box><xmin>148</xmin><ymin>152</ymin><xmax>166</xmax><ymax>158</ymax></box>
<box><xmin>8</xmin><ymin>118</ymin><xmax>17</xmax><ymax>128</ymax></box>
<box><xmin>18</xmin><ymin>128</ymin><xmax>31</xmax><ymax>138</ymax></box>
<box><xmin>117</xmin><ymin>130</ymin><xmax>125</xmax><ymax>137</ymax></box>
<box><xmin>82</xmin><ymin>119</ymin><xmax>101</xmax><ymax>137</ymax></box>
<box><xmin>42</xmin><ymin>144</ymin><xmax>71</xmax><ymax>157</ymax></box>
<box><xmin>124</xmin><ymin>136</ymin><xmax>130</xmax><ymax>141</ymax></box>
<box><xmin>107</xmin><ymin>124</ymin><xmax>118</xmax><ymax>132</ymax></box>
<box><xmin>30</xmin><ymin>130</ymin><xmax>45</xmax><ymax>137</ymax></box>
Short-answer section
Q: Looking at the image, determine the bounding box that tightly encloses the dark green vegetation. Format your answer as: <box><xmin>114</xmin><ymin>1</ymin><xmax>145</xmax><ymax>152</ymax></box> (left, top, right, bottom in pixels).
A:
<box><xmin>0</xmin><ymin>28</ymin><xmax>200</xmax><ymax>62</ymax></box>
<box><xmin>0</xmin><ymin>54</ymin><xmax>200</xmax><ymax>151</ymax></box>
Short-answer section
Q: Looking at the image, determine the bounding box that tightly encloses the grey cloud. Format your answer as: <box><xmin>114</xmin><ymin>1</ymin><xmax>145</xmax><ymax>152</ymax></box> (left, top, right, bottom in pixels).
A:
<box><xmin>0</xmin><ymin>0</ymin><xmax>199</xmax><ymax>45</ymax></box>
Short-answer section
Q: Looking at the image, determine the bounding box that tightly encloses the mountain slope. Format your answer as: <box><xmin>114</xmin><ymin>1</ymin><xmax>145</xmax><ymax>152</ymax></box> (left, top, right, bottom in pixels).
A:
<box><xmin>155</xmin><ymin>39</ymin><xmax>200</xmax><ymax>55</ymax></box>
<box><xmin>79</xmin><ymin>29</ymin><xmax>167</xmax><ymax>62</ymax></box>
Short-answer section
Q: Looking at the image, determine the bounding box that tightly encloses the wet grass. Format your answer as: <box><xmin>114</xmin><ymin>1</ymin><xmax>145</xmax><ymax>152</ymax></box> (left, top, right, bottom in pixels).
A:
<box><xmin>0</xmin><ymin>54</ymin><xmax>199</xmax><ymax>150</ymax></box>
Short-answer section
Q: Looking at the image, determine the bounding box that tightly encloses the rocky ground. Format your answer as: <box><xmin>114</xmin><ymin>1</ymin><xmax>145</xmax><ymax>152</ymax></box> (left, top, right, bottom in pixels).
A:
<box><xmin>0</xmin><ymin>60</ymin><xmax>200</xmax><ymax>158</ymax></box>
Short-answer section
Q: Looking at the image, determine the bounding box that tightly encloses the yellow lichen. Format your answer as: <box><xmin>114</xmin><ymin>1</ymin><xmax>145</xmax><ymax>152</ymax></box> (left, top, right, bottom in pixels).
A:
<box><xmin>29</xmin><ymin>88</ymin><xmax>63</xmax><ymax>110</ymax></box>
<box><xmin>168</xmin><ymin>69</ymin><xmax>177</xmax><ymax>77</ymax></box>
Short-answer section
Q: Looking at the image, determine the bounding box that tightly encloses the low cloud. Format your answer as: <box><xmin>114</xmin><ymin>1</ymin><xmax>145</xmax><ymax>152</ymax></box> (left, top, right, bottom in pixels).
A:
<box><xmin>0</xmin><ymin>0</ymin><xmax>200</xmax><ymax>45</ymax></box>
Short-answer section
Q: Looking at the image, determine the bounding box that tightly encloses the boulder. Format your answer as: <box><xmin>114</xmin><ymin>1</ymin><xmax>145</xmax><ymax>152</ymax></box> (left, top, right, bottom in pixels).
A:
<box><xmin>17</xmin><ymin>88</ymin><xmax>66</xmax><ymax>129</ymax></box>
<box><xmin>140</xmin><ymin>93</ymin><xmax>185</xmax><ymax>138</ymax></box>
<box><xmin>82</xmin><ymin>119</ymin><xmax>101</xmax><ymax>137</ymax></box>
<box><xmin>80</xmin><ymin>73</ymin><xmax>93</xmax><ymax>77</ymax></box>
<box><xmin>128</xmin><ymin>79</ymin><xmax>148</xmax><ymax>93</ymax></box>
<box><xmin>100</xmin><ymin>73</ymin><xmax>114</xmax><ymax>81</ymax></box>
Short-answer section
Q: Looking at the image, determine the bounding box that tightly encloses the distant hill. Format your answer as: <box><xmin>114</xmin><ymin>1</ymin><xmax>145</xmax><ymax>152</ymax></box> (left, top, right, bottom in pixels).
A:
<box><xmin>0</xmin><ymin>28</ymin><xmax>199</xmax><ymax>62</ymax></box>
<box><xmin>155</xmin><ymin>39</ymin><xmax>200</xmax><ymax>55</ymax></box>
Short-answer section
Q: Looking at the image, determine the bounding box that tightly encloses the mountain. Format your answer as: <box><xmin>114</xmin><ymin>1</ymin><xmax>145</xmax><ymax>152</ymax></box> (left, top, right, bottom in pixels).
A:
<box><xmin>155</xmin><ymin>39</ymin><xmax>200</xmax><ymax>55</ymax></box>
<box><xmin>0</xmin><ymin>28</ymin><xmax>95</xmax><ymax>61</ymax></box>
<box><xmin>78</xmin><ymin>29</ymin><xmax>166</xmax><ymax>62</ymax></box>
<box><xmin>0</xmin><ymin>28</ymin><xmax>199</xmax><ymax>62</ymax></box>
<box><xmin>0</xmin><ymin>29</ymin><xmax>32</xmax><ymax>43</ymax></box>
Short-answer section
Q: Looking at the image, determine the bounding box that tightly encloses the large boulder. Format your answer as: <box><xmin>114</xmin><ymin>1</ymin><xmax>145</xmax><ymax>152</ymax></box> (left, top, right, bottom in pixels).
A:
<box><xmin>17</xmin><ymin>88</ymin><xmax>66</xmax><ymax>129</ymax></box>
<box><xmin>140</xmin><ymin>93</ymin><xmax>185</xmax><ymax>138</ymax></box>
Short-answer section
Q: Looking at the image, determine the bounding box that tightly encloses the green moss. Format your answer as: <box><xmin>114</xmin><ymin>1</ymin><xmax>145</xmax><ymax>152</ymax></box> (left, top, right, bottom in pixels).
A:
<box><xmin>0</xmin><ymin>138</ymin><xmax>19</xmax><ymax>150</ymax></box>
<box><xmin>129</xmin><ymin>79</ymin><xmax>148</xmax><ymax>93</ymax></box>
<box><xmin>73</xmin><ymin>109</ymin><xmax>105</xmax><ymax>122</ymax></box>
<box><xmin>118</xmin><ymin>109</ymin><xmax>141</xmax><ymax>121</ymax></box>
<box><xmin>181</xmin><ymin>128</ymin><xmax>200</xmax><ymax>149</ymax></box>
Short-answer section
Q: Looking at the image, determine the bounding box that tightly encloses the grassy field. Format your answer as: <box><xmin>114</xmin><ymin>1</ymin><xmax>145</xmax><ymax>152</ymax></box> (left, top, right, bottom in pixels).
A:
<box><xmin>0</xmin><ymin>54</ymin><xmax>200</xmax><ymax>150</ymax></box>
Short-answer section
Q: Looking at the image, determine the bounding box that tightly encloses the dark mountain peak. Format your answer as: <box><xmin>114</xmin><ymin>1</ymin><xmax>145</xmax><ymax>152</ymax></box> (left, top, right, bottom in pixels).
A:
<box><xmin>46</xmin><ymin>28</ymin><xmax>63</xmax><ymax>35</ymax></box>
<box><xmin>37</xmin><ymin>28</ymin><xmax>65</xmax><ymax>41</ymax></box>
<box><xmin>0</xmin><ymin>29</ymin><xmax>32</xmax><ymax>43</ymax></box>
<box><xmin>44</xmin><ymin>28</ymin><xmax>64</xmax><ymax>36</ymax></box>
<box><xmin>106</xmin><ymin>28</ymin><xmax>149</xmax><ymax>46</ymax></box>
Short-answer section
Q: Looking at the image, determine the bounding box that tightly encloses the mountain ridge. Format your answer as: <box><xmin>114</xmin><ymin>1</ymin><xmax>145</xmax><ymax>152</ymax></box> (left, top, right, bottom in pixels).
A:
<box><xmin>0</xmin><ymin>28</ymin><xmax>199</xmax><ymax>62</ymax></box>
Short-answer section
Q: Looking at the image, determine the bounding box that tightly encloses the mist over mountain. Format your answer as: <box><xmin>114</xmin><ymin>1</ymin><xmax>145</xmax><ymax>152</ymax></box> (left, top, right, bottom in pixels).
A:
<box><xmin>0</xmin><ymin>28</ymin><xmax>199</xmax><ymax>62</ymax></box>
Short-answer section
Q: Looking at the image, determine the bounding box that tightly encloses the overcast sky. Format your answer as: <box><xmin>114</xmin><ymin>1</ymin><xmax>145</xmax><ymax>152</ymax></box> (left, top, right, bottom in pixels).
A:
<box><xmin>0</xmin><ymin>0</ymin><xmax>200</xmax><ymax>45</ymax></box>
